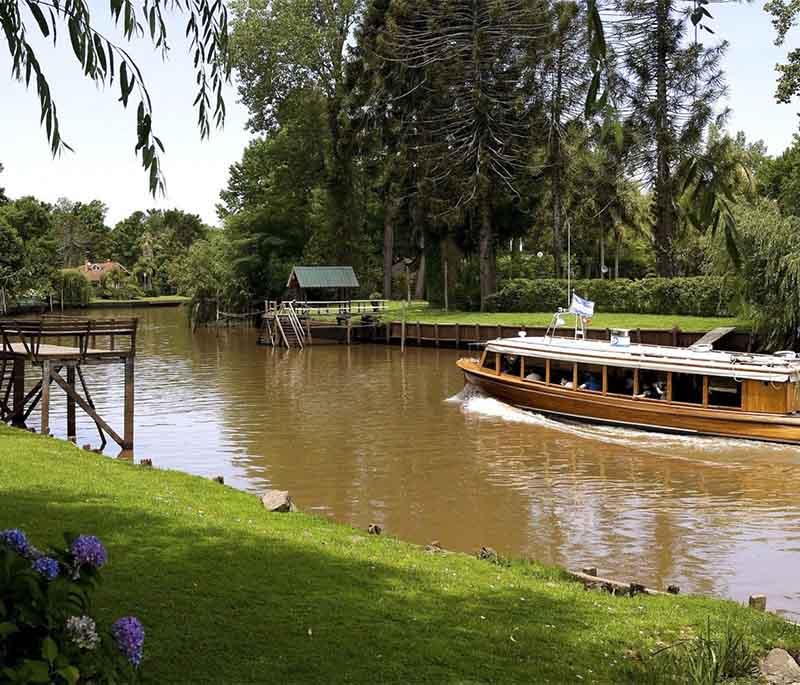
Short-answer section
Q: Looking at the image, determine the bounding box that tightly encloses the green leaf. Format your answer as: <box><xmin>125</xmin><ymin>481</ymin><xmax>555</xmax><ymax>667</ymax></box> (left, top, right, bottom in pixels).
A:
<box><xmin>56</xmin><ymin>666</ymin><xmax>80</xmax><ymax>685</ymax></box>
<box><xmin>41</xmin><ymin>636</ymin><xmax>58</xmax><ymax>664</ymax></box>
<box><xmin>21</xmin><ymin>660</ymin><xmax>51</xmax><ymax>683</ymax></box>
<box><xmin>26</xmin><ymin>2</ymin><xmax>50</xmax><ymax>37</ymax></box>
<box><xmin>0</xmin><ymin>621</ymin><xmax>18</xmax><ymax>637</ymax></box>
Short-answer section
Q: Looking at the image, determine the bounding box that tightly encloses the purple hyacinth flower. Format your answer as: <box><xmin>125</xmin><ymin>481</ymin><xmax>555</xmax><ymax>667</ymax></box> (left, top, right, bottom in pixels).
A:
<box><xmin>70</xmin><ymin>535</ymin><xmax>107</xmax><ymax>568</ymax></box>
<box><xmin>0</xmin><ymin>529</ymin><xmax>29</xmax><ymax>556</ymax></box>
<box><xmin>32</xmin><ymin>556</ymin><xmax>60</xmax><ymax>580</ymax></box>
<box><xmin>112</xmin><ymin>616</ymin><xmax>145</xmax><ymax>667</ymax></box>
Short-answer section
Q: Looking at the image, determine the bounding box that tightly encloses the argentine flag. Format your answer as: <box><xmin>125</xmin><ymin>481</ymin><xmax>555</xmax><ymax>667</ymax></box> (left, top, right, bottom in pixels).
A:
<box><xmin>569</xmin><ymin>292</ymin><xmax>595</xmax><ymax>318</ymax></box>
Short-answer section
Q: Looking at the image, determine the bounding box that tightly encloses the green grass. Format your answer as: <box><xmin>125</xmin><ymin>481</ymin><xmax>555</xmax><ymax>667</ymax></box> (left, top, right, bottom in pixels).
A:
<box><xmin>382</xmin><ymin>301</ymin><xmax>746</xmax><ymax>333</ymax></box>
<box><xmin>1</xmin><ymin>426</ymin><xmax>795</xmax><ymax>683</ymax></box>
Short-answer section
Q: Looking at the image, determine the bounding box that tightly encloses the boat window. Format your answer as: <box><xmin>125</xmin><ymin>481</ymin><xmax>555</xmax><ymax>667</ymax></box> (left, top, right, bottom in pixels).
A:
<box><xmin>577</xmin><ymin>364</ymin><xmax>603</xmax><ymax>392</ymax></box>
<box><xmin>522</xmin><ymin>357</ymin><xmax>546</xmax><ymax>383</ymax></box>
<box><xmin>672</xmin><ymin>373</ymin><xmax>704</xmax><ymax>405</ymax></box>
<box><xmin>607</xmin><ymin>366</ymin><xmax>635</xmax><ymax>396</ymax></box>
<box><xmin>550</xmin><ymin>360</ymin><xmax>575</xmax><ymax>389</ymax></box>
<box><xmin>708</xmin><ymin>376</ymin><xmax>742</xmax><ymax>409</ymax></box>
<box><xmin>482</xmin><ymin>352</ymin><xmax>497</xmax><ymax>371</ymax></box>
<box><xmin>500</xmin><ymin>354</ymin><xmax>521</xmax><ymax>376</ymax></box>
<box><xmin>636</xmin><ymin>371</ymin><xmax>667</xmax><ymax>400</ymax></box>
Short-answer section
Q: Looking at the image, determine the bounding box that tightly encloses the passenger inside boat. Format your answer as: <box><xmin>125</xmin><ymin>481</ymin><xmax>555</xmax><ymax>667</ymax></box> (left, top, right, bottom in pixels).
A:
<box><xmin>637</xmin><ymin>378</ymin><xmax>665</xmax><ymax>400</ymax></box>
<box><xmin>525</xmin><ymin>370</ymin><xmax>543</xmax><ymax>381</ymax></box>
<box><xmin>607</xmin><ymin>366</ymin><xmax>634</xmax><ymax>395</ymax></box>
<box><xmin>560</xmin><ymin>378</ymin><xmax>574</xmax><ymax>389</ymax></box>
<box><xmin>579</xmin><ymin>373</ymin><xmax>601</xmax><ymax>391</ymax></box>
<box><xmin>501</xmin><ymin>354</ymin><xmax>521</xmax><ymax>376</ymax></box>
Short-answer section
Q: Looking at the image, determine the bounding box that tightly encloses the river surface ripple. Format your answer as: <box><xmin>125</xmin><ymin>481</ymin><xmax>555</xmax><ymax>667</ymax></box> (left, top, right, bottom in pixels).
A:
<box><xmin>26</xmin><ymin>307</ymin><xmax>800</xmax><ymax>619</ymax></box>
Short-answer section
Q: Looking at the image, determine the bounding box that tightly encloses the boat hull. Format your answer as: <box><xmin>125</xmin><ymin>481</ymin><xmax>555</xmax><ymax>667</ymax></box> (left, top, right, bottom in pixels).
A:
<box><xmin>458</xmin><ymin>360</ymin><xmax>800</xmax><ymax>445</ymax></box>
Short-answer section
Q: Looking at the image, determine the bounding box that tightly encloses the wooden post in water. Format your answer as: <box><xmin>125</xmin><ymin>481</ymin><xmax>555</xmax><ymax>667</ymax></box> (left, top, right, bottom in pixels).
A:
<box><xmin>66</xmin><ymin>365</ymin><xmax>76</xmax><ymax>442</ymax></box>
<box><xmin>434</xmin><ymin>323</ymin><xmax>439</xmax><ymax>347</ymax></box>
<box><xmin>455</xmin><ymin>324</ymin><xmax>460</xmax><ymax>349</ymax></box>
<box><xmin>11</xmin><ymin>359</ymin><xmax>25</xmax><ymax>427</ymax></box>
<box><xmin>416</xmin><ymin>321</ymin><xmax>421</xmax><ymax>345</ymax></box>
<box><xmin>123</xmin><ymin>356</ymin><xmax>134</xmax><ymax>452</ymax></box>
<box><xmin>40</xmin><ymin>361</ymin><xmax>51</xmax><ymax>436</ymax></box>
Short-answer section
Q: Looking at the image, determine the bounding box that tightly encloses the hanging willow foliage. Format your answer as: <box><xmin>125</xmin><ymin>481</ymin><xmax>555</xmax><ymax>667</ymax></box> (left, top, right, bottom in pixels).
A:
<box><xmin>0</xmin><ymin>0</ymin><xmax>230</xmax><ymax>194</ymax></box>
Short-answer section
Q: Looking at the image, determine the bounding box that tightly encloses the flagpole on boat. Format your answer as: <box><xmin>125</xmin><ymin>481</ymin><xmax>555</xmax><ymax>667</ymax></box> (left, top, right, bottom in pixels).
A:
<box><xmin>566</xmin><ymin>218</ymin><xmax>572</xmax><ymax>308</ymax></box>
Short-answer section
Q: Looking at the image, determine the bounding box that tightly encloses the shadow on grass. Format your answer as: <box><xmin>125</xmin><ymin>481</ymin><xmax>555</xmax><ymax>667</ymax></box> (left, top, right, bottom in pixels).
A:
<box><xmin>6</xmin><ymin>485</ymin><xmax>653</xmax><ymax>684</ymax></box>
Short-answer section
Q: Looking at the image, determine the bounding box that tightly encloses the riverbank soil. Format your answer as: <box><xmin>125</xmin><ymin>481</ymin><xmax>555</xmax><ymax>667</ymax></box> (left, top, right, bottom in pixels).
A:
<box><xmin>1</xmin><ymin>426</ymin><xmax>796</xmax><ymax>683</ymax></box>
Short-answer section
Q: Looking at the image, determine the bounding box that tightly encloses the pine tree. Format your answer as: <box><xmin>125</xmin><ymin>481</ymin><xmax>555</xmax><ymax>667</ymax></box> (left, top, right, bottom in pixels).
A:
<box><xmin>609</xmin><ymin>0</ymin><xmax>728</xmax><ymax>275</ymax></box>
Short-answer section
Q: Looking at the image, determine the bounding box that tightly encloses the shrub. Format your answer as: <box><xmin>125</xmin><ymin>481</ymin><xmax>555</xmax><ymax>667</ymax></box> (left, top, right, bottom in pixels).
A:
<box><xmin>97</xmin><ymin>269</ymin><xmax>143</xmax><ymax>300</ymax></box>
<box><xmin>51</xmin><ymin>271</ymin><xmax>91</xmax><ymax>307</ymax></box>
<box><xmin>0</xmin><ymin>528</ymin><xmax>145</xmax><ymax>683</ymax></box>
<box><xmin>486</xmin><ymin>276</ymin><xmax>737</xmax><ymax>317</ymax></box>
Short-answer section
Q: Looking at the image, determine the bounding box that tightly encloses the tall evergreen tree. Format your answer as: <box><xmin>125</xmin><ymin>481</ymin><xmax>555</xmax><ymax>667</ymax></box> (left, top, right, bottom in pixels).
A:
<box><xmin>610</xmin><ymin>0</ymin><xmax>727</xmax><ymax>275</ymax></box>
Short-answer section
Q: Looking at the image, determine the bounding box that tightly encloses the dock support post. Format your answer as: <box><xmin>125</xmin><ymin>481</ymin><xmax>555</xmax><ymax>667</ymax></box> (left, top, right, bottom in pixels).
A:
<box><xmin>11</xmin><ymin>358</ymin><xmax>25</xmax><ymax>427</ymax></box>
<box><xmin>66</xmin><ymin>365</ymin><xmax>76</xmax><ymax>442</ymax></box>
<box><xmin>40</xmin><ymin>361</ymin><xmax>51</xmax><ymax>436</ymax></box>
<box><xmin>123</xmin><ymin>356</ymin><xmax>134</xmax><ymax>452</ymax></box>
<box><xmin>455</xmin><ymin>324</ymin><xmax>460</xmax><ymax>349</ymax></box>
<box><xmin>346</xmin><ymin>318</ymin><xmax>351</xmax><ymax>345</ymax></box>
<box><xmin>475</xmin><ymin>324</ymin><xmax>480</xmax><ymax>342</ymax></box>
<box><xmin>434</xmin><ymin>323</ymin><xmax>439</xmax><ymax>347</ymax></box>
<box><xmin>416</xmin><ymin>321</ymin><xmax>421</xmax><ymax>345</ymax></box>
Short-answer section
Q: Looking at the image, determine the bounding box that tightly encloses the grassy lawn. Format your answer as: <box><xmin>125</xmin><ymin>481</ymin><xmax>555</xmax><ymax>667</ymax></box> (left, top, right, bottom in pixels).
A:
<box><xmin>1</xmin><ymin>425</ymin><xmax>795</xmax><ymax>683</ymax></box>
<box><xmin>382</xmin><ymin>301</ymin><xmax>746</xmax><ymax>333</ymax></box>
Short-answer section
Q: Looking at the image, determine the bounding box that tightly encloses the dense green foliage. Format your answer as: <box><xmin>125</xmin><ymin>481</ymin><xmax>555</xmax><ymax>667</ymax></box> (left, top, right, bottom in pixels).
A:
<box><xmin>0</xmin><ymin>196</ymin><xmax>209</xmax><ymax>311</ymax></box>
<box><xmin>2</xmin><ymin>425</ymin><xmax>798</xmax><ymax>683</ymax></box>
<box><xmin>486</xmin><ymin>276</ymin><xmax>736</xmax><ymax>316</ymax></box>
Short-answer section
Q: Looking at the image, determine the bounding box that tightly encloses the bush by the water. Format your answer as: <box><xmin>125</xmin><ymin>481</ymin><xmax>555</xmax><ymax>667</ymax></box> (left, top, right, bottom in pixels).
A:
<box><xmin>0</xmin><ymin>528</ymin><xmax>144</xmax><ymax>683</ymax></box>
<box><xmin>485</xmin><ymin>276</ymin><xmax>737</xmax><ymax>317</ymax></box>
<box><xmin>51</xmin><ymin>271</ymin><xmax>92</xmax><ymax>307</ymax></box>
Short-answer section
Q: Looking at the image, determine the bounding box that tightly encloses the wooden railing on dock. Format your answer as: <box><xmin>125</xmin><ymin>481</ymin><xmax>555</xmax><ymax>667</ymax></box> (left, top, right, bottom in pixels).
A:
<box><xmin>0</xmin><ymin>317</ymin><xmax>138</xmax><ymax>453</ymax></box>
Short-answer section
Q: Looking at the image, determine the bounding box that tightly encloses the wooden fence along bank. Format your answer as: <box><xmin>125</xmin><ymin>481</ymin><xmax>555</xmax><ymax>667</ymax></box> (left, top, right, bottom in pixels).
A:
<box><xmin>379</xmin><ymin>322</ymin><xmax>754</xmax><ymax>352</ymax></box>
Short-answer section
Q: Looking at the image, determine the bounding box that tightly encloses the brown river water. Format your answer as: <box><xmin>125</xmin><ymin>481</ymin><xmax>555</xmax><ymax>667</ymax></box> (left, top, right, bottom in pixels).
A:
<box><xmin>26</xmin><ymin>306</ymin><xmax>800</xmax><ymax>618</ymax></box>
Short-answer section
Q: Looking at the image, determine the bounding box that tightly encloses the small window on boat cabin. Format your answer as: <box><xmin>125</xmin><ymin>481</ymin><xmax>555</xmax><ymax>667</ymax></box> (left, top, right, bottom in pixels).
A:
<box><xmin>550</xmin><ymin>360</ymin><xmax>575</xmax><ymax>388</ymax></box>
<box><xmin>522</xmin><ymin>357</ymin><xmax>547</xmax><ymax>383</ymax></box>
<box><xmin>672</xmin><ymin>372</ymin><xmax>704</xmax><ymax>405</ymax></box>
<box><xmin>482</xmin><ymin>351</ymin><xmax>497</xmax><ymax>371</ymax></box>
<box><xmin>500</xmin><ymin>354</ymin><xmax>521</xmax><ymax>376</ymax></box>
<box><xmin>577</xmin><ymin>363</ymin><xmax>603</xmax><ymax>392</ymax></box>
<box><xmin>607</xmin><ymin>366</ymin><xmax>635</xmax><ymax>396</ymax></box>
<box><xmin>708</xmin><ymin>376</ymin><xmax>742</xmax><ymax>409</ymax></box>
<box><xmin>637</xmin><ymin>370</ymin><xmax>667</xmax><ymax>400</ymax></box>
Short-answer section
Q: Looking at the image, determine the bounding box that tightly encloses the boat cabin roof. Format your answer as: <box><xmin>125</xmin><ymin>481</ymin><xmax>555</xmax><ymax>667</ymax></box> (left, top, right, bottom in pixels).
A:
<box><xmin>485</xmin><ymin>335</ymin><xmax>800</xmax><ymax>383</ymax></box>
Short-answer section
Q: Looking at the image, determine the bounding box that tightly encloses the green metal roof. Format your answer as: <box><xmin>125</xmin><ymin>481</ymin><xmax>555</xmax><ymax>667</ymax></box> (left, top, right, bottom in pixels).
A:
<box><xmin>287</xmin><ymin>266</ymin><xmax>359</xmax><ymax>289</ymax></box>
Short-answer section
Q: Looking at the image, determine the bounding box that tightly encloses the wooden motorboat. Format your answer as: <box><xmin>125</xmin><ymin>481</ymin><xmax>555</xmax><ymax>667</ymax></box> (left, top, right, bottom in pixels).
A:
<box><xmin>457</xmin><ymin>323</ymin><xmax>800</xmax><ymax>444</ymax></box>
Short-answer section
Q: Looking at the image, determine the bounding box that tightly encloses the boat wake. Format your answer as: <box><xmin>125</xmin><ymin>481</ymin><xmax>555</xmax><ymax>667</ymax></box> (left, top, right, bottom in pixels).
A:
<box><xmin>447</xmin><ymin>383</ymin><xmax>800</xmax><ymax>459</ymax></box>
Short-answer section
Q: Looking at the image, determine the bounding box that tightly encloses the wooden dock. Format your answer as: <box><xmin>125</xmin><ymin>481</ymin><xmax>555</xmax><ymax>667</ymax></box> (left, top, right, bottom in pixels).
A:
<box><xmin>259</xmin><ymin>300</ymin><xmax>387</xmax><ymax>348</ymax></box>
<box><xmin>0</xmin><ymin>317</ymin><xmax>137</xmax><ymax>453</ymax></box>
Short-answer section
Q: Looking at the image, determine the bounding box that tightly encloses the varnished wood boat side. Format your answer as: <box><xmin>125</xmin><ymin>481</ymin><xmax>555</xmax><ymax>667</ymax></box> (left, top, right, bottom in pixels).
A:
<box><xmin>457</xmin><ymin>359</ymin><xmax>800</xmax><ymax>444</ymax></box>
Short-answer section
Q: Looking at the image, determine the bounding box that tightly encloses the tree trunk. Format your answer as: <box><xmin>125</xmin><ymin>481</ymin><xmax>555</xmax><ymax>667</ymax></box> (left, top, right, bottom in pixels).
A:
<box><xmin>614</xmin><ymin>233</ymin><xmax>621</xmax><ymax>279</ymax></box>
<box><xmin>479</xmin><ymin>199</ymin><xmax>496</xmax><ymax>311</ymax></box>
<box><xmin>415</xmin><ymin>244</ymin><xmax>426</xmax><ymax>301</ymax></box>
<box><xmin>551</xmin><ymin>40</ymin><xmax>565</xmax><ymax>279</ymax></box>
<box><xmin>653</xmin><ymin>0</ymin><xmax>675</xmax><ymax>277</ymax></box>
<box><xmin>599</xmin><ymin>228</ymin><xmax>605</xmax><ymax>279</ymax></box>
<box><xmin>382</xmin><ymin>191</ymin><xmax>396</xmax><ymax>299</ymax></box>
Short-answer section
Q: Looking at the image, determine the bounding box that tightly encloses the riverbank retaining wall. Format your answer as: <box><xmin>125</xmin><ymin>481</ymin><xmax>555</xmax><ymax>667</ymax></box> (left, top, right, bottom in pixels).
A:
<box><xmin>377</xmin><ymin>322</ymin><xmax>755</xmax><ymax>352</ymax></box>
